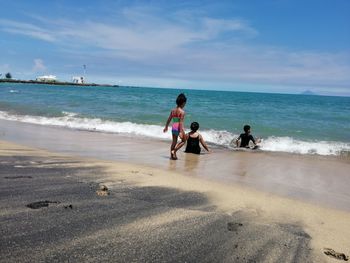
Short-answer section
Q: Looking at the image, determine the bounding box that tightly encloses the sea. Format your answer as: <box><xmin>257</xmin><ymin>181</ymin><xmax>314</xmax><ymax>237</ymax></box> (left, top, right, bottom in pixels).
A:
<box><xmin>1</xmin><ymin>83</ymin><xmax>349</xmax><ymax>156</ymax></box>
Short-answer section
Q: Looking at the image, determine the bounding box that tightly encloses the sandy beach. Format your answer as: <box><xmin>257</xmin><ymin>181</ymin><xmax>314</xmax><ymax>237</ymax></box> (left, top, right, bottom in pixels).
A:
<box><xmin>1</xmin><ymin>121</ymin><xmax>350</xmax><ymax>262</ymax></box>
<box><xmin>1</xmin><ymin>119</ymin><xmax>350</xmax><ymax>211</ymax></box>
<box><xmin>2</xmin><ymin>0</ymin><xmax>350</xmax><ymax>261</ymax></box>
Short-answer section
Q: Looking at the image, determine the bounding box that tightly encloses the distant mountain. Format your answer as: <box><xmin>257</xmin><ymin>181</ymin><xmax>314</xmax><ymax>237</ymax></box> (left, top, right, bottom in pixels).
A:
<box><xmin>301</xmin><ymin>90</ymin><xmax>316</xmax><ymax>95</ymax></box>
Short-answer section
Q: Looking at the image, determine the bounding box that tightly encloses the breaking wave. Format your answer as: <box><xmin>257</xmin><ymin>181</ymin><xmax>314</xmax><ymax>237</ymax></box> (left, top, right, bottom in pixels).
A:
<box><xmin>1</xmin><ymin>110</ymin><xmax>349</xmax><ymax>156</ymax></box>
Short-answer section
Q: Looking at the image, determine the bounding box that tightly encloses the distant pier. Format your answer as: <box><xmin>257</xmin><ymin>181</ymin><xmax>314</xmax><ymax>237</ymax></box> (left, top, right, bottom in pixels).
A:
<box><xmin>0</xmin><ymin>79</ymin><xmax>119</xmax><ymax>87</ymax></box>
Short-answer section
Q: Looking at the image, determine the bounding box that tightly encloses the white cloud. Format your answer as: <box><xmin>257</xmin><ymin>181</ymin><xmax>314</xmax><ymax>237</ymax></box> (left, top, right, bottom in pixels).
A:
<box><xmin>0</xmin><ymin>8</ymin><xmax>349</xmax><ymax>93</ymax></box>
<box><xmin>0</xmin><ymin>19</ymin><xmax>56</xmax><ymax>42</ymax></box>
<box><xmin>0</xmin><ymin>10</ymin><xmax>256</xmax><ymax>53</ymax></box>
<box><xmin>201</xmin><ymin>17</ymin><xmax>258</xmax><ymax>38</ymax></box>
<box><xmin>32</xmin><ymin>59</ymin><xmax>46</xmax><ymax>72</ymax></box>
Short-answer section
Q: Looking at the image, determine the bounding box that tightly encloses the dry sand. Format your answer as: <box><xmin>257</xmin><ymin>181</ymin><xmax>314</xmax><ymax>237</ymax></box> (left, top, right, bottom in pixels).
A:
<box><xmin>1</xmin><ymin>140</ymin><xmax>349</xmax><ymax>262</ymax></box>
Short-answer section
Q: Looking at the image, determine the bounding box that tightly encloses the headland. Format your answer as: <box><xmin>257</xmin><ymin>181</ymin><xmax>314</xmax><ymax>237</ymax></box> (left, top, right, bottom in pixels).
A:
<box><xmin>0</xmin><ymin>79</ymin><xmax>118</xmax><ymax>87</ymax></box>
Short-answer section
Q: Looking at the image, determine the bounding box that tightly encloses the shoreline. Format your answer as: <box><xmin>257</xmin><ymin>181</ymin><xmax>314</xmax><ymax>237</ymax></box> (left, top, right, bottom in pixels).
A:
<box><xmin>1</xmin><ymin>119</ymin><xmax>350</xmax><ymax>212</ymax></box>
<box><xmin>1</xmin><ymin>139</ymin><xmax>349</xmax><ymax>262</ymax></box>
<box><xmin>1</xmin><ymin>82</ymin><xmax>349</xmax><ymax>157</ymax></box>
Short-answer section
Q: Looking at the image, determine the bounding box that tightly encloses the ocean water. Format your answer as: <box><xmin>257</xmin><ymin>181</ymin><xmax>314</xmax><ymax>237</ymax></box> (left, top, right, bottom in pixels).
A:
<box><xmin>1</xmin><ymin>83</ymin><xmax>350</xmax><ymax>156</ymax></box>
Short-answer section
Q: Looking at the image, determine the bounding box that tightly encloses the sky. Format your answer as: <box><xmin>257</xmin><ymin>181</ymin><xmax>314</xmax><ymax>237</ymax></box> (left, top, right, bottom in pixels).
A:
<box><xmin>0</xmin><ymin>0</ymin><xmax>349</xmax><ymax>96</ymax></box>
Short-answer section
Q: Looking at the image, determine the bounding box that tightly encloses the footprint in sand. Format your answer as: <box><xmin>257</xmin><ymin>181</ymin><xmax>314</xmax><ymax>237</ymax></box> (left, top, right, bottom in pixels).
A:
<box><xmin>4</xmin><ymin>176</ymin><xmax>32</xmax><ymax>179</ymax></box>
<box><xmin>26</xmin><ymin>201</ymin><xmax>60</xmax><ymax>209</ymax></box>
<box><xmin>227</xmin><ymin>222</ymin><xmax>243</xmax><ymax>232</ymax></box>
<box><xmin>324</xmin><ymin>248</ymin><xmax>349</xmax><ymax>261</ymax></box>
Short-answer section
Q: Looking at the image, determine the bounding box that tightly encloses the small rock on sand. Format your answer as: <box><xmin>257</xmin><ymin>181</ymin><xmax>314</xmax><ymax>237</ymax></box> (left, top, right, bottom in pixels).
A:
<box><xmin>99</xmin><ymin>185</ymin><xmax>108</xmax><ymax>191</ymax></box>
<box><xmin>96</xmin><ymin>184</ymin><xmax>109</xmax><ymax>196</ymax></box>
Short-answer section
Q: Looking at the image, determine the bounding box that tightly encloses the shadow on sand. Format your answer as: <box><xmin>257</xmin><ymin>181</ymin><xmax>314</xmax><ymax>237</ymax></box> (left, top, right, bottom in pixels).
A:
<box><xmin>0</xmin><ymin>155</ymin><xmax>316</xmax><ymax>263</ymax></box>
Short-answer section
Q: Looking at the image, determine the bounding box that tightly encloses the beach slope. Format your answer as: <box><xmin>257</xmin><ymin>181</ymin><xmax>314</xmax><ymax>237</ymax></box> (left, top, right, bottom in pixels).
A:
<box><xmin>1</xmin><ymin>140</ymin><xmax>349</xmax><ymax>262</ymax></box>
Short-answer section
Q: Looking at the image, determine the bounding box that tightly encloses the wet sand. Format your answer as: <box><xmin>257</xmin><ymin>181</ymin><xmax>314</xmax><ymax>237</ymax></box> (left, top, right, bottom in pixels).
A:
<box><xmin>1</xmin><ymin>140</ymin><xmax>350</xmax><ymax>262</ymax></box>
<box><xmin>1</xmin><ymin>119</ymin><xmax>350</xmax><ymax>211</ymax></box>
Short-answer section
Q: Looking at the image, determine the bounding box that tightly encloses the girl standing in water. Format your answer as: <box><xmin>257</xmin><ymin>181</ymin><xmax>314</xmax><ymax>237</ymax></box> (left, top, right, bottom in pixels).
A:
<box><xmin>163</xmin><ymin>93</ymin><xmax>187</xmax><ymax>160</ymax></box>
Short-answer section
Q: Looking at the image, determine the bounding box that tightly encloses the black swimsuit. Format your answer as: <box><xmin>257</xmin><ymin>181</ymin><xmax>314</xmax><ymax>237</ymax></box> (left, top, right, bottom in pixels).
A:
<box><xmin>238</xmin><ymin>133</ymin><xmax>255</xmax><ymax>147</ymax></box>
<box><xmin>185</xmin><ymin>135</ymin><xmax>201</xmax><ymax>154</ymax></box>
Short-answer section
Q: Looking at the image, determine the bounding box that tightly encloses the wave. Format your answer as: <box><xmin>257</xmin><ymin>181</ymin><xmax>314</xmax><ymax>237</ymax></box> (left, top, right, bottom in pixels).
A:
<box><xmin>260</xmin><ymin>136</ymin><xmax>350</xmax><ymax>156</ymax></box>
<box><xmin>0</xmin><ymin>110</ymin><xmax>349</xmax><ymax>156</ymax></box>
<box><xmin>0</xmin><ymin>110</ymin><xmax>170</xmax><ymax>139</ymax></box>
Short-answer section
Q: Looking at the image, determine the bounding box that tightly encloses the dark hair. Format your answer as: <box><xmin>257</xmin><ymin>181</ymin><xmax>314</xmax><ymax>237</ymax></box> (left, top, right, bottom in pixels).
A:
<box><xmin>243</xmin><ymin>125</ymin><xmax>251</xmax><ymax>133</ymax></box>
<box><xmin>190</xmin><ymin>122</ymin><xmax>199</xmax><ymax>132</ymax></box>
<box><xmin>176</xmin><ymin>93</ymin><xmax>187</xmax><ymax>106</ymax></box>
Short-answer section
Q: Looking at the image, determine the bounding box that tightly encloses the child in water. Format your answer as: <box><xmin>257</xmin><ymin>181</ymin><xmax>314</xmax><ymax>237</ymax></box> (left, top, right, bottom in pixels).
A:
<box><xmin>185</xmin><ymin>122</ymin><xmax>210</xmax><ymax>154</ymax></box>
<box><xmin>163</xmin><ymin>93</ymin><xmax>187</xmax><ymax>160</ymax></box>
<box><xmin>236</xmin><ymin>124</ymin><xmax>261</xmax><ymax>149</ymax></box>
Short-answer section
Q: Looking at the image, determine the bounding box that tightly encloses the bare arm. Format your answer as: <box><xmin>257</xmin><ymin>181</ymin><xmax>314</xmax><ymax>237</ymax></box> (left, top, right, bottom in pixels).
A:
<box><xmin>235</xmin><ymin>138</ymin><xmax>240</xmax><ymax>147</ymax></box>
<box><xmin>163</xmin><ymin>111</ymin><xmax>172</xmax><ymax>132</ymax></box>
<box><xmin>251</xmin><ymin>135</ymin><xmax>261</xmax><ymax>145</ymax></box>
<box><xmin>235</xmin><ymin>134</ymin><xmax>241</xmax><ymax>147</ymax></box>
<box><xmin>199</xmin><ymin>134</ymin><xmax>210</xmax><ymax>152</ymax></box>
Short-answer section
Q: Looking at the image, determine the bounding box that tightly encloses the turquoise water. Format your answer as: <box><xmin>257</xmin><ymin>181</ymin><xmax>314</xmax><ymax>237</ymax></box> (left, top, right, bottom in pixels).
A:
<box><xmin>1</xmin><ymin>83</ymin><xmax>350</xmax><ymax>155</ymax></box>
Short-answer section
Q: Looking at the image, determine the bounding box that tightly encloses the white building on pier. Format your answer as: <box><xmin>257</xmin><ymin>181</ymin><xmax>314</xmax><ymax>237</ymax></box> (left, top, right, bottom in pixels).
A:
<box><xmin>72</xmin><ymin>76</ymin><xmax>85</xmax><ymax>84</ymax></box>
<box><xmin>36</xmin><ymin>75</ymin><xmax>57</xmax><ymax>82</ymax></box>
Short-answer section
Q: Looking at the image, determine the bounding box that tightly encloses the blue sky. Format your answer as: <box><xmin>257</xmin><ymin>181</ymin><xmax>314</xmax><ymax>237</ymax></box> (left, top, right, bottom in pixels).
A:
<box><xmin>0</xmin><ymin>0</ymin><xmax>349</xmax><ymax>95</ymax></box>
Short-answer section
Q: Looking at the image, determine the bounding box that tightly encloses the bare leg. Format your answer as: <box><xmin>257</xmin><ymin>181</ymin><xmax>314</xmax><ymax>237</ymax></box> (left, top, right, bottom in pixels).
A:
<box><xmin>174</xmin><ymin>133</ymin><xmax>186</xmax><ymax>155</ymax></box>
<box><xmin>170</xmin><ymin>134</ymin><xmax>178</xmax><ymax>160</ymax></box>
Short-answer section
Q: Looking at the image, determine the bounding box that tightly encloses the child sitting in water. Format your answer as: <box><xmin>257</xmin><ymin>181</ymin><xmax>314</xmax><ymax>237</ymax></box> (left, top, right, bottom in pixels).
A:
<box><xmin>236</xmin><ymin>124</ymin><xmax>261</xmax><ymax>149</ymax></box>
<box><xmin>185</xmin><ymin>122</ymin><xmax>210</xmax><ymax>154</ymax></box>
<box><xmin>163</xmin><ymin>93</ymin><xmax>187</xmax><ymax>160</ymax></box>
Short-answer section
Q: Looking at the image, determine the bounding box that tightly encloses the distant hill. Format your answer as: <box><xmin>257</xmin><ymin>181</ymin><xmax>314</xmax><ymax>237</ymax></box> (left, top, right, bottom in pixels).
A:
<box><xmin>301</xmin><ymin>90</ymin><xmax>316</xmax><ymax>95</ymax></box>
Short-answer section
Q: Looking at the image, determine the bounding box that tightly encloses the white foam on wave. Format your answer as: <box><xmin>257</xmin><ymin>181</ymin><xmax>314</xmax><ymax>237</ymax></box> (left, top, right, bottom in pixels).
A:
<box><xmin>0</xmin><ymin>110</ymin><xmax>349</xmax><ymax>156</ymax></box>
<box><xmin>0</xmin><ymin>110</ymin><xmax>170</xmax><ymax>140</ymax></box>
<box><xmin>61</xmin><ymin>111</ymin><xmax>78</xmax><ymax>118</ymax></box>
<box><xmin>260</xmin><ymin>136</ymin><xmax>350</xmax><ymax>156</ymax></box>
<box><xmin>199</xmin><ymin>129</ymin><xmax>235</xmax><ymax>146</ymax></box>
